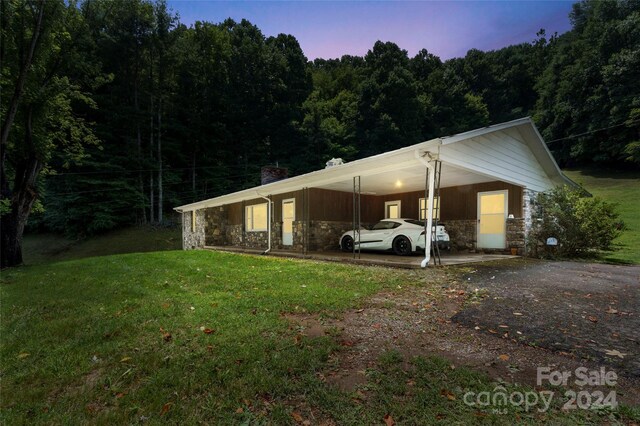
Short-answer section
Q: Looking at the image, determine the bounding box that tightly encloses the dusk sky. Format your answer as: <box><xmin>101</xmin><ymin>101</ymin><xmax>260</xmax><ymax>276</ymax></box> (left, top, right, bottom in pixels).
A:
<box><xmin>167</xmin><ymin>1</ymin><xmax>577</xmax><ymax>60</ymax></box>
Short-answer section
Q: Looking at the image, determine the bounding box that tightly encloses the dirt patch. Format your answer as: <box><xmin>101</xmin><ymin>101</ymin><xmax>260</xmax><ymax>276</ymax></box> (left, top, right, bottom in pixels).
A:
<box><xmin>286</xmin><ymin>260</ymin><xmax>640</xmax><ymax>406</ymax></box>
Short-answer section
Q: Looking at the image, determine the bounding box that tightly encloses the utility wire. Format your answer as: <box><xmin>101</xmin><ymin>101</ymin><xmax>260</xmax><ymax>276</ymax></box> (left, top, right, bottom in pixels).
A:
<box><xmin>46</xmin><ymin>164</ymin><xmax>263</xmax><ymax>177</ymax></box>
<box><xmin>545</xmin><ymin>119</ymin><xmax>640</xmax><ymax>145</ymax></box>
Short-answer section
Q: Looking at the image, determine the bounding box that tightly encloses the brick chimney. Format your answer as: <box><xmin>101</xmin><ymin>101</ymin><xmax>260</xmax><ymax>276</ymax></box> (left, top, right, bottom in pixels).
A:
<box><xmin>261</xmin><ymin>166</ymin><xmax>288</xmax><ymax>185</ymax></box>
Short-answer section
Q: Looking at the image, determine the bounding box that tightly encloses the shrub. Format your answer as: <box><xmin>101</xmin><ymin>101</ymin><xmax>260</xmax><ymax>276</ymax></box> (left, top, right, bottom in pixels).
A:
<box><xmin>528</xmin><ymin>185</ymin><xmax>625</xmax><ymax>259</ymax></box>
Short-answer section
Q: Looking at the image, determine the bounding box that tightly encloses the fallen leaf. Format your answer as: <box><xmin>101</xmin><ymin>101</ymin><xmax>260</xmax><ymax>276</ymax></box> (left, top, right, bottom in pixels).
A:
<box><xmin>115</xmin><ymin>392</ymin><xmax>126</xmax><ymax>399</ymax></box>
<box><xmin>383</xmin><ymin>414</ymin><xmax>395</xmax><ymax>426</ymax></box>
<box><xmin>160</xmin><ymin>402</ymin><xmax>172</xmax><ymax>416</ymax></box>
<box><xmin>440</xmin><ymin>389</ymin><xmax>456</xmax><ymax>400</ymax></box>
<box><xmin>291</xmin><ymin>411</ymin><xmax>304</xmax><ymax>423</ymax></box>
<box><xmin>120</xmin><ymin>357</ymin><xmax>132</xmax><ymax>363</ymax></box>
<box><xmin>163</xmin><ymin>332</ymin><xmax>172</xmax><ymax>342</ymax></box>
<box><xmin>587</xmin><ymin>316</ymin><xmax>598</xmax><ymax>323</ymax></box>
<box><xmin>498</xmin><ymin>354</ymin><xmax>510</xmax><ymax>361</ymax></box>
<box><xmin>604</xmin><ymin>349</ymin><xmax>626</xmax><ymax>359</ymax></box>
<box><xmin>235</xmin><ymin>407</ymin><xmax>244</xmax><ymax>414</ymax></box>
<box><xmin>203</xmin><ymin>328</ymin><xmax>215</xmax><ymax>335</ymax></box>
<box><xmin>17</xmin><ymin>352</ymin><xmax>30</xmax><ymax>359</ymax></box>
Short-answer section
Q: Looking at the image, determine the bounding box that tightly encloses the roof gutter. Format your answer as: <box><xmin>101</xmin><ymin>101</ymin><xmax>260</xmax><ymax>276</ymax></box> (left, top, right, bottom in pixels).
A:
<box><xmin>256</xmin><ymin>192</ymin><xmax>272</xmax><ymax>254</ymax></box>
<box><xmin>414</xmin><ymin>148</ymin><xmax>437</xmax><ymax>268</ymax></box>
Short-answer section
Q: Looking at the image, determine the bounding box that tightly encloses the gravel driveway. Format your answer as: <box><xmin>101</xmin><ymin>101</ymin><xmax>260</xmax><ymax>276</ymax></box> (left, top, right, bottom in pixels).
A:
<box><xmin>452</xmin><ymin>260</ymin><xmax>640</xmax><ymax>377</ymax></box>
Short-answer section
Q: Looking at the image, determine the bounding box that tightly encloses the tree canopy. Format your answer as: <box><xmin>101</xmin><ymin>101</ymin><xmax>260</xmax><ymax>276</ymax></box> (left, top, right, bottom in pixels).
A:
<box><xmin>1</xmin><ymin>0</ymin><xmax>638</xmax><ymax>266</ymax></box>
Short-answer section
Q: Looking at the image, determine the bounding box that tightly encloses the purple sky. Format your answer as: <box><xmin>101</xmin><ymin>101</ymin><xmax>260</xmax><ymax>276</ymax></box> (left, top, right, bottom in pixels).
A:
<box><xmin>168</xmin><ymin>1</ymin><xmax>576</xmax><ymax>60</ymax></box>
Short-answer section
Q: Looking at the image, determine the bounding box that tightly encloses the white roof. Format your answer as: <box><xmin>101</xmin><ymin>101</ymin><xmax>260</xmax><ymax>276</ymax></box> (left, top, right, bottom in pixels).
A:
<box><xmin>175</xmin><ymin>117</ymin><xmax>576</xmax><ymax>212</ymax></box>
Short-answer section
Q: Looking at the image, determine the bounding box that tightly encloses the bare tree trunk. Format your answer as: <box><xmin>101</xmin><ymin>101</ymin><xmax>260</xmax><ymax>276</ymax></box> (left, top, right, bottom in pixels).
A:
<box><xmin>134</xmin><ymin>80</ymin><xmax>147</xmax><ymax>224</ymax></box>
<box><xmin>149</xmin><ymin>97</ymin><xmax>155</xmax><ymax>223</ymax></box>
<box><xmin>0</xmin><ymin>1</ymin><xmax>44</xmax><ymax>147</ymax></box>
<box><xmin>192</xmin><ymin>150</ymin><xmax>196</xmax><ymax>194</ymax></box>
<box><xmin>1</xmin><ymin>108</ymin><xmax>43</xmax><ymax>268</ymax></box>
<box><xmin>157</xmin><ymin>98</ymin><xmax>163</xmax><ymax>222</ymax></box>
<box><xmin>148</xmin><ymin>47</ymin><xmax>155</xmax><ymax>223</ymax></box>
<box><xmin>0</xmin><ymin>3</ymin><xmax>46</xmax><ymax>268</ymax></box>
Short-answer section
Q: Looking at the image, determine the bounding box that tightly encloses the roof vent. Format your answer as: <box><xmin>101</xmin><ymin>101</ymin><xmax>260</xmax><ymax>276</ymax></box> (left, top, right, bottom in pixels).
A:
<box><xmin>325</xmin><ymin>158</ymin><xmax>345</xmax><ymax>168</ymax></box>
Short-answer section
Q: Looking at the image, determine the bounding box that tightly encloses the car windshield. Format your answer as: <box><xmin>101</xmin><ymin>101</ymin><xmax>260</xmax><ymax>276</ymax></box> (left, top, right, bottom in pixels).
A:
<box><xmin>372</xmin><ymin>221</ymin><xmax>400</xmax><ymax>230</ymax></box>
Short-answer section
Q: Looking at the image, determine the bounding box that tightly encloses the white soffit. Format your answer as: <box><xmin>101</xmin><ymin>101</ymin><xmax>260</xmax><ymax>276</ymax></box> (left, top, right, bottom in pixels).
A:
<box><xmin>175</xmin><ymin>117</ymin><xmax>573</xmax><ymax>211</ymax></box>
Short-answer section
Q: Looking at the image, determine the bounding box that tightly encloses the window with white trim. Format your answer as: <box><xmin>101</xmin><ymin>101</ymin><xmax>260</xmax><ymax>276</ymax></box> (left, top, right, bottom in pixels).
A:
<box><xmin>419</xmin><ymin>196</ymin><xmax>440</xmax><ymax>220</ymax></box>
<box><xmin>245</xmin><ymin>203</ymin><xmax>268</xmax><ymax>231</ymax></box>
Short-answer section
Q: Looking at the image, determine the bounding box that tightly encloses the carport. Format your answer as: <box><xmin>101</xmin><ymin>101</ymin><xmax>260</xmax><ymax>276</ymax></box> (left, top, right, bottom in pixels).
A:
<box><xmin>176</xmin><ymin>118</ymin><xmax>576</xmax><ymax>267</ymax></box>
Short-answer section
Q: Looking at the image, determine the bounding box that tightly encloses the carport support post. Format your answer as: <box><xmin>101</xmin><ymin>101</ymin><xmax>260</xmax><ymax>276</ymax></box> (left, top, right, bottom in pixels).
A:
<box><xmin>416</xmin><ymin>153</ymin><xmax>436</xmax><ymax>268</ymax></box>
<box><xmin>353</xmin><ymin>176</ymin><xmax>361</xmax><ymax>259</ymax></box>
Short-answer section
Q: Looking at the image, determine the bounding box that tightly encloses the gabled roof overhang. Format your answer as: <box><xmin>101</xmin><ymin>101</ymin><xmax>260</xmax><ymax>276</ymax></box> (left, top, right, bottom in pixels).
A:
<box><xmin>175</xmin><ymin>117</ymin><xmax>578</xmax><ymax>212</ymax></box>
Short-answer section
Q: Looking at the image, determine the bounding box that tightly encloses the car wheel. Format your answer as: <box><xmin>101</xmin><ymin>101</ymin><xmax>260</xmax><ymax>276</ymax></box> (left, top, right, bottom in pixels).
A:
<box><xmin>341</xmin><ymin>235</ymin><xmax>354</xmax><ymax>252</ymax></box>
<box><xmin>392</xmin><ymin>235</ymin><xmax>412</xmax><ymax>256</ymax></box>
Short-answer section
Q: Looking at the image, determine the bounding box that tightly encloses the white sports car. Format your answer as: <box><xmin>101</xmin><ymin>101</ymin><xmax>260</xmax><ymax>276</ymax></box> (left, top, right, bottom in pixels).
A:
<box><xmin>339</xmin><ymin>219</ymin><xmax>450</xmax><ymax>256</ymax></box>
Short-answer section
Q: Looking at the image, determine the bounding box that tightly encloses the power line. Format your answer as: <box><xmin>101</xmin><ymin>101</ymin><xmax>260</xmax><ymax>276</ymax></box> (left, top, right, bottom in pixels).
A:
<box><xmin>46</xmin><ymin>164</ymin><xmax>263</xmax><ymax>177</ymax></box>
<box><xmin>545</xmin><ymin>119</ymin><xmax>640</xmax><ymax>145</ymax></box>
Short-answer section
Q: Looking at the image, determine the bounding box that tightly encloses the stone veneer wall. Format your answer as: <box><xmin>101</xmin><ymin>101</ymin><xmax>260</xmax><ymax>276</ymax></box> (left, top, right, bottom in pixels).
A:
<box><xmin>444</xmin><ymin>220</ymin><xmax>477</xmax><ymax>251</ymax></box>
<box><xmin>183</xmin><ymin>210</ymin><xmax>206</xmax><ymax>250</ymax></box>
<box><xmin>444</xmin><ymin>218</ymin><xmax>526</xmax><ymax>254</ymax></box>
<box><xmin>522</xmin><ymin>188</ymin><xmax>539</xmax><ymax>256</ymax></box>
<box><xmin>227</xmin><ymin>224</ymin><xmax>243</xmax><ymax>246</ymax></box>
<box><xmin>204</xmin><ymin>207</ymin><xmax>227</xmax><ymax>246</ymax></box>
<box><xmin>308</xmin><ymin>220</ymin><xmax>374</xmax><ymax>252</ymax></box>
<box><xmin>189</xmin><ymin>186</ymin><xmax>539</xmax><ymax>255</ymax></box>
<box><xmin>506</xmin><ymin>218</ymin><xmax>525</xmax><ymax>255</ymax></box>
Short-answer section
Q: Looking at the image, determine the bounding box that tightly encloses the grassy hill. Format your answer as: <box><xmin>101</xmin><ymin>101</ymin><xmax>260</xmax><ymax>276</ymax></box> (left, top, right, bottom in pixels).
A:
<box><xmin>2</xmin><ymin>251</ymin><xmax>635</xmax><ymax>424</ymax></box>
<box><xmin>563</xmin><ymin>168</ymin><xmax>640</xmax><ymax>264</ymax></box>
<box><xmin>22</xmin><ymin>226</ymin><xmax>181</xmax><ymax>265</ymax></box>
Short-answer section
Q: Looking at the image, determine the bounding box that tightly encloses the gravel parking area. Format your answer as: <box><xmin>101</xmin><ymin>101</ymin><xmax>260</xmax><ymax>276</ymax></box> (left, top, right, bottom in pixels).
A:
<box><xmin>452</xmin><ymin>260</ymin><xmax>640</xmax><ymax>377</ymax></box>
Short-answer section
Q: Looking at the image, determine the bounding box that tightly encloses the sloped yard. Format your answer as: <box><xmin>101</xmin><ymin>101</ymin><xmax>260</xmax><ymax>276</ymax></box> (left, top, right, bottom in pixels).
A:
<box><xmin>1</xmin><ymin>251</ymin><xmax>638</xmax><ymax>424</ymax></box>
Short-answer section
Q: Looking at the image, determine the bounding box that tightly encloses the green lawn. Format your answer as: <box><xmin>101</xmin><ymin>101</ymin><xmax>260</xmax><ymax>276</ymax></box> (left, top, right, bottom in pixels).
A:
<box><xmin>563</xmin><ymin>169</ymin><xmax>640</xmax><ymax>264</ymax></box>
<box><xmin>1</xmin><ymin>251</ymin><xmax>635</xmax><ymax>424</ymax></box>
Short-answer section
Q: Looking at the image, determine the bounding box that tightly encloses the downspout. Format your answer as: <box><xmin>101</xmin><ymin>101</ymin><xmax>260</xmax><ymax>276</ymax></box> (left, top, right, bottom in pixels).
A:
<box><xmin>415</xmin><ymin>150</ymin><xmax>436</xmax><ymax>268</ymax></box>
<box><xmin>256</xmin><ymin>193</ymin><xmax>272</xmax><ymax>254</ymax></box>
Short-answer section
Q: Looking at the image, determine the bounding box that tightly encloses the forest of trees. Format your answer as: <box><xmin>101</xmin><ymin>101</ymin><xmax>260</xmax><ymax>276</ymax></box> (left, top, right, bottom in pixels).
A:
<box><xmin>1</xmin><ymin>0</ymin><xmax>639</xmax><ymax>267</ymax></box>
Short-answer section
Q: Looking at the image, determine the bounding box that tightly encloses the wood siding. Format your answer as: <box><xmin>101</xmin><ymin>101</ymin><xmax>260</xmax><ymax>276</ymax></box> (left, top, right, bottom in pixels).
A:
<box><xmin>227</xmin><ymin>191</ymin><xmax>305</xmax><ymax>225</ymax></box>
<box><xmin>222</xmin><ymin>181</ymin><xmax>522</xmax><ymax>226</ymax></box>
<box><xmin>440</xmin><ymin>181</ymin><xmax>522</xmax><ymax>221</ymax></box>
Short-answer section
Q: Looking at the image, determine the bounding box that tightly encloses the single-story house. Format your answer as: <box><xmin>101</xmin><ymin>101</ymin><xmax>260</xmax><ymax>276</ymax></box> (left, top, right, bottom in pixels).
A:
<box><xmin>175</xmin><ymin>117</ymin><xmax>577</xmax><ymax>266</ymax></box>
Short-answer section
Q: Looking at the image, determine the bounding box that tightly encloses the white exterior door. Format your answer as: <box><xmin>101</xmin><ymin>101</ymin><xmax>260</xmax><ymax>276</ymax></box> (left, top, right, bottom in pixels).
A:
<box><xmin>477</xmin><ymin>190</ymin><xmax>507</xmax><ymax>249</ymax></box>
<box><xmin>282</xmin><ymin>199</ymin><xmax>295</xmax><ymax>246</ymax></box>
<box><xmin>385</xmin><ymin>200</ymin><xmax>401</xmax><ymax>219</ymax></box>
